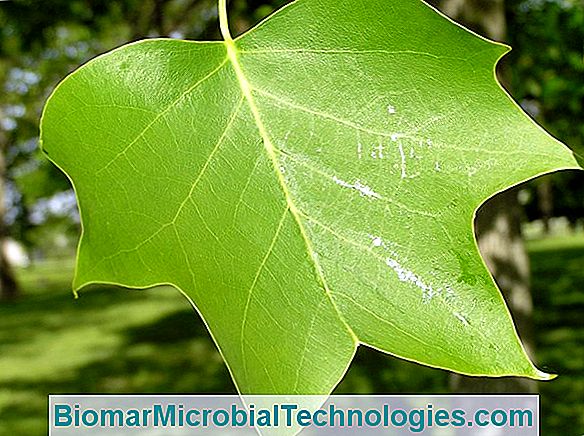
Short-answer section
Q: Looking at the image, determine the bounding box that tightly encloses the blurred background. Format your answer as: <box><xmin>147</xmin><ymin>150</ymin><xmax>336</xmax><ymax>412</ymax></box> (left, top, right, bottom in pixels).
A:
<box><xmin>0</xmin><ymin>0</ymin><xmax>582</xmax><ymax>434</ymax></box>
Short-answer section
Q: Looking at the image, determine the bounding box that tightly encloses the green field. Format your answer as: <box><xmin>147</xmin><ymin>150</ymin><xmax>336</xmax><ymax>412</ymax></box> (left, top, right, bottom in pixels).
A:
<box><xmin>0</xmin><ymin>235</ymin><xmax>582</xmax><ymax>435</ymax></box>
<box><xmin>527</xmin><ymin>235</ymin><xmax>584</xmax><ymax>434</ymax></box>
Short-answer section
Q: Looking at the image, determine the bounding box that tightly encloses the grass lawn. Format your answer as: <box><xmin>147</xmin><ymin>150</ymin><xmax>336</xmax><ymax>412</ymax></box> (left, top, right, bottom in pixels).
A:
<box><xmin>527</xmin><ymin>234</ymin><xmax>584</xmax><ymax>434</ymax></box>
<box><xmin>0</xmin><ymin>259</ymin><xmax>235</xmax><ymax>435</ymax></box>
<box><xmin>0</xmin><ymin>234</ymin><xmax>582</xmax><ymax>435</ymax></box>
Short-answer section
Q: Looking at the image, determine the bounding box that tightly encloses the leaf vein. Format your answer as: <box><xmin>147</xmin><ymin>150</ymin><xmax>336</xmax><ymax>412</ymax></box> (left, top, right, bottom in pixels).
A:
<box><xmin>224</xmin><ymin>39</ymin><xmax>359</xmax><ymax>349</ymax></box>
<box><xmin>239</xmin><ymin>48</ymin><xmax>445</xmax><ymax>59</ymax></box>
<box><xmin>96</xmin><ymin>58</ymin><xmax>228</xmax><ymax>175</ymax></box>
<box><xmin>240</xmin><ymin>206</ymin><xmax>289</xmax><ymax>388</ymax></box>
<box><xmin>275</xmin><ymin>148</ymin><xmax>440</xmax><ymax>218</ymax></box>
<box><xmin>171</xmin><ymin>96</ymin><xmax>245</xmax><ymax>224</ymax></box>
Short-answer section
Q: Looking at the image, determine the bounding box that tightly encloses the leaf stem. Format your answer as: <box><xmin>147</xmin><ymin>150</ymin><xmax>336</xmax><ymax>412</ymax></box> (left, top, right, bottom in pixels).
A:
<box><xmin>218</xmin><ymin>0</ymin><xmax>233</xmax><ymax>42</ymax></box>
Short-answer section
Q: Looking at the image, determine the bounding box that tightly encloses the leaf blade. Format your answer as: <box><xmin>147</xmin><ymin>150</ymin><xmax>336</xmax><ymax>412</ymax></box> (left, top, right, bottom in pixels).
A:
<box><xmin>233</xmin><ymin>0</ymin><xmax>578</xmax><ymax>378</ymax></box>
<box><xmin>40</xmin><ymin>0</ymin><xmax>580</xmax><ymax>396</ymax></box>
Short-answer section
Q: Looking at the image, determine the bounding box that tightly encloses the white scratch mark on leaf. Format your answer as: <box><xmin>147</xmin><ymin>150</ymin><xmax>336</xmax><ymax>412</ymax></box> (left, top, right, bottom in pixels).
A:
<box><xmin>386</xmin><ymin>257</ymin><xmax>432</xmax><ymax>292</ymax></box>
<box><xmin>333</xmin><ymin>176</ymin><xmax>381</xmax><ymax>199</ymax></box>
<box><xmin>383</xmin><ymin>254</ymin><xmax>450</xmax><ymax>304</ymax></box>
<box><xmin>372</xmin><ymin>141</ymin><xmax>385</xmax><ymax>159</ymax></box>
<box><xmin>398</xmin><ymin>143</ymin><xmax>407</xmax><ymax>179</ymax></box>
<box><xmin>368</xmin><ymin>234</ymin><xmax>399</xmax><ymax>257</ymax></box>
<box><xmin>371</xmin><ymin>237</ymin><xmax>383</xmax><ymax>247</ymax></box>
<box><xmin>454</xmin><ymin>312</ymin><xmax>470</xmax><ymax>326</ymax></box>
<box><xmin>387</xmin><ymin>104</ymin><xmax>396</xmax><ymax>114</ymax></box>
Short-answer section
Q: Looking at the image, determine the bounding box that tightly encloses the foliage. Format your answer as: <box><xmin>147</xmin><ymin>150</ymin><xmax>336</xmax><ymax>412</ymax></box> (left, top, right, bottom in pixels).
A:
<box><xmin>0</xmin><ymin>1</ymin><xmax>118</xmax><ymax>243</ymax></box>
<box><xmin>0</xmin><ymin>0</ymin><xmax>224</xmax><ymax>246</ymax></box>
<box><xmin>40</xmin><ymin>0</ymin><xmax>580</xmax><ymax>395</ymax></box>
<box><xmin>505</xmin><ymin>0</ymin><xmax>584</xmax><ymax>222</ymax></box>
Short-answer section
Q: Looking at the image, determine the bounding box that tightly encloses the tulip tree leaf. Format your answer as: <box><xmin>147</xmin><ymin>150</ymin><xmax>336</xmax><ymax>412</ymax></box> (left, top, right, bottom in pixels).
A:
<box><xmin>40</xmin><ymin>0</ymin><xmax>580</xmax><ymax>395</ymax></box>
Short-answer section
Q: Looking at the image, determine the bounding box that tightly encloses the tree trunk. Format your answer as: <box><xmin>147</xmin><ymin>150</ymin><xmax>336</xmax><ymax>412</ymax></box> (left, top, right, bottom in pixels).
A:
<box><xmin>0</xmin><ymin>133</ymin><xmax>20</xmax><ymax>301</ymax></box>
<box><xmin>433</xmin><ymin>0</ymin><xmax>537</xmax><ymax>393</ymax></box>
<box><xmin>152</xmin><ymin>0</ymin><xmax>166</xmax><ymax>35</ymax></box>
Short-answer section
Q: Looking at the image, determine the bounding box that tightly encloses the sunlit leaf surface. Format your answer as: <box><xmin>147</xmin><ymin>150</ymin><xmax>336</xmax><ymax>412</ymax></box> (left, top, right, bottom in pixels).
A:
<box><xmin>40</xmin><ymin>0</ymin><xmax>579</xmax><ymax>394</ymax></box>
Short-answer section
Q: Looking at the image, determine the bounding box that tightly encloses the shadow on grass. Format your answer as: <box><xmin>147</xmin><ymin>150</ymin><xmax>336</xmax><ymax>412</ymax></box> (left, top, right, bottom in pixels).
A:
<box><xmin>0</xmin><ymin>305</ymin><xmax>237</xmax><ymax>394</ymax></box>
<box><xmin>0</xmin><ymin>274</ymin><xmax>234</xmax><ymax>435</ymax></box>
<box><xmin>529</xmin><ymin>239</ymin><xmax>584</xmax><ymax>435</ymax></box>
<box><xmin>1</xmin><ymin>238</ymin><xmax>583</xmax><ymax>435</ymax></box>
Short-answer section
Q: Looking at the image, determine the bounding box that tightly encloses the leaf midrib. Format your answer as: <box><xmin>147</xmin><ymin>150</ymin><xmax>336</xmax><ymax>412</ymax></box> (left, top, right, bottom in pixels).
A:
<box><xmin>221</xmin><ymin>31</ymin><xmax>359</xmax><ymax>347</ymax></box>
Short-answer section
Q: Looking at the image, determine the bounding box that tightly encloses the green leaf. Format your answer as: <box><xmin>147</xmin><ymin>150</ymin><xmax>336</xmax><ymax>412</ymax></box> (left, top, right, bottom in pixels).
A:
<box><xmin>40</xmin><ymin>0</ymin><xmax>580</xmax><ymax>395</ymax></box>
